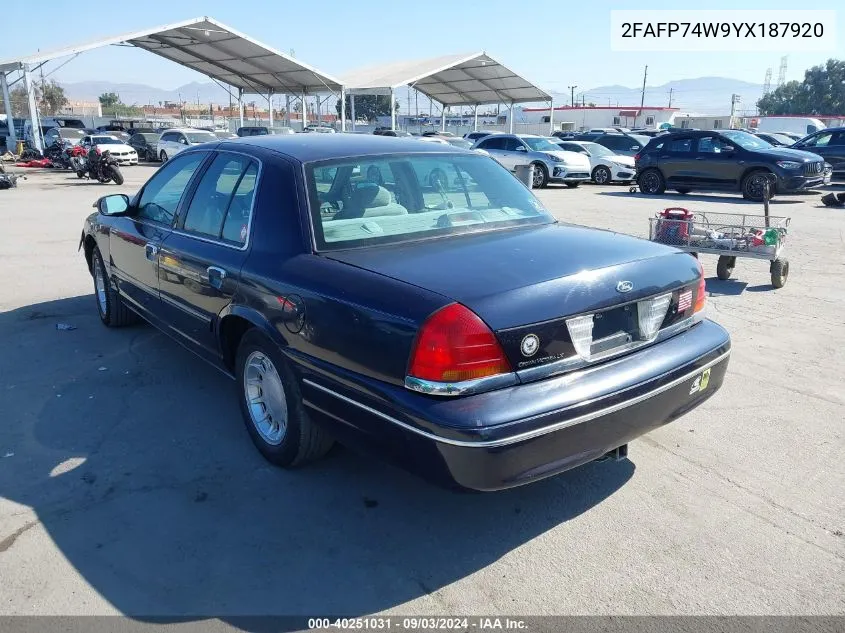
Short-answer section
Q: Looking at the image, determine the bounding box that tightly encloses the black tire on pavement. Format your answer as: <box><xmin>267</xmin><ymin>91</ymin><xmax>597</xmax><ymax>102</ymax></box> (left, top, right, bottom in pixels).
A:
<box><xmin>91</xmin><ymin>246</ymin><xmax>140</xmax><ymax>327</ymax></box>
<box><xmin>716</xmin><ymin>256</ymin><xmax>735</xmax><ymax>280</ymax></box>
<box><xmin>108</xmin><ymin>165</ymin><xmax>124</xmax><ymax>185</ymax></box>
<box><xmin>676</xmin><ymin>188</ymin><xmax>691</xmax><ymax>194</ymax></box>
<box><xmin>742</xmin><ymin>170</ymin><xmax>773</xmax><ymax>201</ymax></box>
<box><xmin>565</xmin><ymin>182</ymin><xmax>581</xmax><ymax>188</ymax></box>
<box><xmin>236</xmin><ymin>329</ymin><xmax>334</xmax><ymax>467</ymax></box>
<box><xmin>637</xmin><ymin>168</ymin><xmax>666</xmax><ymax>194</ymax></box>
<box><xmin>592</xmin><ymin>165</ymin><xmax>612</xmax><ymax>184</ymax></box>
<box><xmin>160</xmin><ymin>150</ymin><xmax>168</xmax><ymax>163</ymax></box>
<box><xmin>531</xmin><ymin>162</ymin><xmax>548</xmax><ymax>188</ymax></box>
<box><xmin>770</xmin><ymin>258</ymin><xmax>789</xmax><ymax>289</ymax></box>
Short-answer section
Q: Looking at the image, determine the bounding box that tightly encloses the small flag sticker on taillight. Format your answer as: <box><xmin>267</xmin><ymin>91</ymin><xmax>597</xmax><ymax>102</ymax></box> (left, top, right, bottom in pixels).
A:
<box><xmin>677</xmin><ymin>289</ymin><xmax>693</xmax><ymax>313</ymax></box>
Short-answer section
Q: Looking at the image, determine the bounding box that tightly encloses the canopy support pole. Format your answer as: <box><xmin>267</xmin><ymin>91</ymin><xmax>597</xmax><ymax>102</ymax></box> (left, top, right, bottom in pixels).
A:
<box><xmin>441</xmin><ymin>104</ymin><xmax>447</xmax><ymax>132</ymax></box>
<box><xmin>350</xmin><ymin>94</ymin><xmax>356</xmax><ymax>132</ymax></box>
<box><xmin>508</xmin><ymin>102</ymin><xmax>515</xmax><ymax>133</ymax></box>
<box><xmin>549</xmin><ymin>98</ymin><xmax>554</xmax><ymax>135</ymax></box>
<box><xmin>1</xmin><ymin>73</ymin><xmax>17</xmax><ymax>150</ymax></box>
<box><xmin>473</xmin><ymin>105</ymin><xmax>478</xmax><ymax>132</ymax></box>
<box><xmin>301</xmin><ymin>92</ymin><xmax>307</xmax><ymax>129</ymax></box>
<box><xmin>285</xmin><ymin>95</ymin><xmax>291</xmax><ymax>127</ymax></box>
<box><xmin>238</xmin><ymin>88</ymin><xmax>244</xmax><ymax>128</ymax></box>
<box><xmin>268</xmin><ymin>91</ymin><xmax>274</xmax><ymax>130</ymax></box>
<box><xmin>23</xmin><ymin>68</ymin><xmax>41</xmax><ymax>153</ymax></box>
<box><xmin>389</xmin><ymin>89</ymin><xmax>396</xmax><ymax>131</ymax></box>
<box><xmin>340</xmin><ymin>88</ymin><xmax>346</xmax><ymax>132</ymax></box>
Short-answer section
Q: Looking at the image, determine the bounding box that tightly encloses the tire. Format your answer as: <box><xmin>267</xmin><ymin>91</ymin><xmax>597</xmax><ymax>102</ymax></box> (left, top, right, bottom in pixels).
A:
<box><xmin>592</xmin><ymin>165</ymin><xmax>612</xmax><ymax>184</ymax></box>
<box><xmin>76</xmin><ymin>170</ymin><xmax>85</xmax><ymax>179</ymax></box>
<box><xmin>676</xmin><ymin>188</ymin><xmax>691</xmax><ymax>194</ymax></box>
<box><xmin>160</xmin><ymin>150</ymin><xmax>168</xmax><ymax>163</ymax></box>
<box><xmin>565</xmin><ymin>182</ymin><xmax>581</xmax><ymax>188</ymax></box>
<box><xmin>91</xmin><ymin>247</ymin><xmax>139</xmax><ymax>327</ymax></box>
<box><xmin>531</xmin><ymin>162</ymin><xmax>548</xmax><ymax>188</ymax></box>
<box><xmin>716</xmin><ymin>255</ymin><xmax>735</xmax><ymax>280</ymax></box>
<box><xmin>741</xmin><ymin>170</ymin><xmax>773</xmax><ymax>201</ymax></box>
<box><xmin>235</xmin><ymin>329</ymin><xmax>333</xmax><ymax>467</ymax></box>
<box><xmin>770</xmin><ymin>258</ymin><xmax>789</xmax><ymax>289</ymax></box>
<box><xmin>637</xmin><ymin>168</ymin><xmax>665</xmax><ymax>194</ymax></box>
<box><xmin>108</xmin><ymin>165</ymin><xmax>124</xmax><ymax>185</ymax></box>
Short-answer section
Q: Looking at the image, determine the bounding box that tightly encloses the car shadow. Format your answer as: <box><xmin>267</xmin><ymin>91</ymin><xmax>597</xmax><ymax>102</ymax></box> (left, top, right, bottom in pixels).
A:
<box><xmin>705</xmin><ymin>278</ymin><xmax>749</xmax><ymax>296</ymax></box>
<box><xmin>597</xmin><ymin>191</ymin><xmax>804</xmax><ymax>205</ymax></box>
<box><xmin>745</xmin><ymin>283</ymin><xmax>777</xmax><ymax>293</ymax></box>
<box><xmin>0</xmin><ymin>295</ymin><xmax>635</xmax><ymax>622</ymax></box>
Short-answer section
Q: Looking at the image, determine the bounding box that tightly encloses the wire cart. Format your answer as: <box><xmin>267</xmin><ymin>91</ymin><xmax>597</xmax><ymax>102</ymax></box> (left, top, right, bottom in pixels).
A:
<box><xmin>647</xmin><ymin>176</ymin><xmax>791</xmax><ymax>288</ymax></box>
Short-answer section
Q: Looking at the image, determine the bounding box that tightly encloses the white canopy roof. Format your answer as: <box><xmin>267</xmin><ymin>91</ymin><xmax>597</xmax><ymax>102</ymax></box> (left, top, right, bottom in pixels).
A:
<box><xmin>341</xmin><ymin>52</ymin><xmax>550</xmax><ymax>105</ymax></box>
<box><xmin>0</xmin><ymin>16</ymin><xmax>342</xmax><ymax>95</ymax></box>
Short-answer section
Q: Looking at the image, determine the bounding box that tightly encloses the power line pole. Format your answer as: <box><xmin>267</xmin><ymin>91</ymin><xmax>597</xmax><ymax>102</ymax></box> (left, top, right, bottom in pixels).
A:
<box><xmin>568</xmin><ymin>85</ymin><xmax>577</xmax><ymax>107</ymax></box>
<box><xmin>637</xmin><ymin>65</ymin><xmax>648</xmax><ymax>127</ymax></box>
<box><xmin>668</xmin><ymin>87</ymin><xmax>674</xmax><ymax>108</ymax></box>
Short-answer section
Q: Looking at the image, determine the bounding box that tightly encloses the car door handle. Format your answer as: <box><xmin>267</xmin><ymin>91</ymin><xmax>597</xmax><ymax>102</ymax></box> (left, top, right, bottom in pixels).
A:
<box><xmin>695</xmin><ymin>157</ymin><xmax>706</xmax><ymax>160</ymax></box>
<box><xmin>145</xmin><ymin>243</ymin><xmax>158</xmax><ymax>260</ymax></box>
<box><xmin>207</xmin><ymin>266</ymin><xmax>227</xmax><ymax>290</ymax></box>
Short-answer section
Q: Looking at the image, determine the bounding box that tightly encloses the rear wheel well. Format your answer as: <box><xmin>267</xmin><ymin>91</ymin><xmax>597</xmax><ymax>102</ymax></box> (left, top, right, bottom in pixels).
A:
<box><xmin>83</xmin><ymin>235</ymin><xmax>96</xmax><ymax>274</ymax></box>
<box><xmin>220</xmin><ymin>315</ymin><xmax>254</xmax><ymax>371</ymax></box>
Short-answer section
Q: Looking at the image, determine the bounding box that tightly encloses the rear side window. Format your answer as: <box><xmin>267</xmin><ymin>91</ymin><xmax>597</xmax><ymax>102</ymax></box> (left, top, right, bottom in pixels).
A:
<box><xmin>668</xmin><ymin>138</ymin><xmax>693</xmax><ymax>152</ymax></box>
<box><xmin>160</xmin><ymin>132</ymin><xmax>174</xmax><ymax>143</ymax></box>
<box><xmin>137</xmin><ymin>153</ymin><xmax>206</xmax><ymax>224</ymax></box>
<box><xmin>478</xmin><ymin>136</ymin><xmax>507</xmax><ymax>150</ymax></box>
<box><xmin>181</xmin><ymin>154</ymin><xmax>258</xmax><ymax>245</ymax></box>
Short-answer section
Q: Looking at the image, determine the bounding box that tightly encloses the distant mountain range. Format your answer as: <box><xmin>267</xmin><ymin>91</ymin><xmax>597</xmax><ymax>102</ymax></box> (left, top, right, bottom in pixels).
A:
<box><xmin>60</xmin><ymin>76</ymin><xmax>767</xmax><ymax>116</ymax></box>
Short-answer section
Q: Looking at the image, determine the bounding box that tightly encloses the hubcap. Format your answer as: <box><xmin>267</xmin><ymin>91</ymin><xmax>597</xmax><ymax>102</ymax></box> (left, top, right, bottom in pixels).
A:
<box><xmin>532</xmin><ymin>168</ymin><xmax>544</xmax><ymax>187</ymax></box>
<box><xmin>93</xmin><ymin>255</ymin><xmax>107</xmax><ymax>315</ymax></box>
<box><xmin>243</xmin><ymin>351</ymin><xmax>288</xmax><ymax>445</ymax></box>
<box><xmin>596</xmin><ymin>168</ymin><xmax>609</xmax><ymax>183</ymax></box>
<box><xmin>748</xmin><ymin>175</ymin><xmax>765</xmax><ymax>198</ymax></box>
<box><xmin>642</xmin><ymin>172</ymin><xmax>659</xmax><ymax>192</ymax></box>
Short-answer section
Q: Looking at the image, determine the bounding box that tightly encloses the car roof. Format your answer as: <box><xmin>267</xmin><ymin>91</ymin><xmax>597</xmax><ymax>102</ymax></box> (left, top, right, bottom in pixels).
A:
<box><xmin>161</xmin><ymin>128</ymin><xmax>212</xmax><ymax>133</ymax></box>
<box><xmin>219</xmin><ymin>134</ymin><xmax>469</xmax><ymax>162</ymax></box>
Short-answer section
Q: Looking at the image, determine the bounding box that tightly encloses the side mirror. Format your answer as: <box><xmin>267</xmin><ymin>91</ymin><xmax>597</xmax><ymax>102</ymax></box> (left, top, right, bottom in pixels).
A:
<box><xmin>514</xmin><ymin>146</ymin><xmax>527</xmax><ymax>152</ymax></box>
<box><xmin>722</xmin><ymin>145</ymin><xmax>736</xmax><ymax>152</ymax></box>
<box><xmin>95</xmin><ymin>194</ymin><xmax>130</xmax><ymax>216</ymax></box>
<box><xmin>179</xmin><ymin>138</ymin><xmax>188</xmax><ymax>145</ymax></box>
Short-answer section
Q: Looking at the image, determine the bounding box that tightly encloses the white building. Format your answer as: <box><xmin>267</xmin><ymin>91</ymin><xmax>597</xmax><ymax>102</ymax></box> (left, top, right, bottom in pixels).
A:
<box><xmin>511</xmin><ymin>105</ymin><xmax>680</xmax><ymax>131</ymax></box>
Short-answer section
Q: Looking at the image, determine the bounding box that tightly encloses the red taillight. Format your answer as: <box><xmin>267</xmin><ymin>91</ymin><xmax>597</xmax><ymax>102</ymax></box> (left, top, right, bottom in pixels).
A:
<box><xmin>634</xmin><ymin>153</ymin><xmax>641</xmax><ymax>162</ymax></box>
<box><xmin>694</xmin><ymin>259</ymin><xmax>707</xmax><ymax>313</ymax></box>
<box><xmin>408</xmin><ymin>303</ymin><xmax>511</xmax><ymax>383</ymax></box>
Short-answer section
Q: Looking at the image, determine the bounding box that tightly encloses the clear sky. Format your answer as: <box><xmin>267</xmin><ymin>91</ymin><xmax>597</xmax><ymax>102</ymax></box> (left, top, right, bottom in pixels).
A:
<box><xmin>1</xmin><ymin>0</ymin><xmax>842</xmax><ymax>94</ymax></box>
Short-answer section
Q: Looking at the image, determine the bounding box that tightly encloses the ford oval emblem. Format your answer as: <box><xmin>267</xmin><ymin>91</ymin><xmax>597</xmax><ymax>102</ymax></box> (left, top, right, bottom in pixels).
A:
<box><xmin>616</xmin><ymin>280</ymin><xmax>634</xmax><ymax>293</ymax></box>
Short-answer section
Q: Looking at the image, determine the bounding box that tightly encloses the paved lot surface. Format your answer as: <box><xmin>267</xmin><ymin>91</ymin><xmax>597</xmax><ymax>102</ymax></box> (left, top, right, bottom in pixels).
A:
<box><xmin>0</xmin><ymin>164</ymin><xmax>843</xmax><ymax>618</ymax></box>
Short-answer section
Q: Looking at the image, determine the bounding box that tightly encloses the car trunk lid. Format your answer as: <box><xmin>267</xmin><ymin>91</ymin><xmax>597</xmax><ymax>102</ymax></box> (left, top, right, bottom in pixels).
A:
<box><xmin>325</xmin><ymin>224</ymin><xmax>701</xmax><ymax>373</ymax></box>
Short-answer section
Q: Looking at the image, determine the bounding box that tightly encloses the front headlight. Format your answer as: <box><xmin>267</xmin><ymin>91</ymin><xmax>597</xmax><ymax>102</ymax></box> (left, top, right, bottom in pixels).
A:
<box><xmin>776</xmin><ymin>160</ymin><xmax>802</xmax><ymax>170</ymax></box>
<box><xmin>547</xmin><ymin>155</ymin><xmax>563</xmax><ymax>163</ymax></box>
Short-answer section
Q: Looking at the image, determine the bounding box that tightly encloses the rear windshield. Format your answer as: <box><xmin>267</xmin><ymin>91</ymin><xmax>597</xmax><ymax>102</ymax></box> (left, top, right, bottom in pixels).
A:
<box><xmin>306</xmin><ymin>153</ymin><xmax>554</xmax><ymax>250</ymax></box>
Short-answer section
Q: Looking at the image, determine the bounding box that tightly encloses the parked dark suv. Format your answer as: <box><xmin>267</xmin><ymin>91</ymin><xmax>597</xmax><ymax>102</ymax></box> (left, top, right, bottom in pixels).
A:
<box><xmin>790</xmin><ymin>127</ymin><xmax>845</xmax><ymax>180</ymax></box>
<box><xmin>635</xmin><ymin>130</ymin><xmax>828</xmax><ymax>200</ymax></box>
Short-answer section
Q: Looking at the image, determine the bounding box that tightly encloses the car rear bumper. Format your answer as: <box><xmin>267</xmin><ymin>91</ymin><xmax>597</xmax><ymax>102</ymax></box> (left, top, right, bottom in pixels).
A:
<box><xmin>298</xmin><ymin>319</ymin><xmax>731</xmax><ymax>491</ymax></box>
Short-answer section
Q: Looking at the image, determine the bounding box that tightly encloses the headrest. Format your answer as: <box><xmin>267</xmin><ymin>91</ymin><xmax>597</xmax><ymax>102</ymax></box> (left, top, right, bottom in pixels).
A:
<box><xmin>350</xmin><ymin>184</ymin><xmax>391</xmax><ymax>208</ymax></box>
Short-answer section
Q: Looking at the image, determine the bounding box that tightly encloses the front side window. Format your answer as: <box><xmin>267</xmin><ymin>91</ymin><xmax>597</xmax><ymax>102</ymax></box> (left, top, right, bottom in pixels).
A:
<box><xmin>182</xmin><ymin>154</ymin><xmax>255</xmax><ymax>242</ymax></box>
<box><xmin>521</xmin><ymin>137</ymin><xmax>559</xmax><ymax>151</ymax></box>
<box><xmin>184</xmin><ymin>131</ymin><xmax>217</xmax><ymax>144</ymax></box>
<box><xmin>697</xmin><ymin>136</ymin><xmax>731</xmax><ymax>153</ymax></box>
<box><xmin>136</xmin><ymin>153</ymin><xmax>206</xmax><ymax>224</ymax></box>
<box><xmin>802</xmin><ymin>132</ymin><xmax>832</xmax><ymax>148</ymax></box>
<box><xmin>306</xmin><ymin>153</ymin><xmax>554</xmax><ymax>250</ymax></box>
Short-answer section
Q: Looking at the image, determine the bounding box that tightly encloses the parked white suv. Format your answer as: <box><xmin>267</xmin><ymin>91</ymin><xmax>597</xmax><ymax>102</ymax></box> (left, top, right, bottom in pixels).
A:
<box><xmin>157</xmin><ymin>128</ymin><xmax>218</xmax><ymax>162</ymax></box>
<box><xmin>471</xmin><ymin>134</ymin><xmax>591</xmax><ymax>188</ymax></box>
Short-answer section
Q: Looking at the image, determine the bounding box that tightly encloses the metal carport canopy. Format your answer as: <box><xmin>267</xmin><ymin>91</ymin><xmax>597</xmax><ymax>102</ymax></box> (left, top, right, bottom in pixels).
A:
<box><xmin>340</xmin><ymin>52</ymin><xmax>550</xmax><ymax>105</ymax></box>
<box><xmin>0</xmin><ymin>16</ymin><xmax>343</xmax><ymax>95</ymax></box>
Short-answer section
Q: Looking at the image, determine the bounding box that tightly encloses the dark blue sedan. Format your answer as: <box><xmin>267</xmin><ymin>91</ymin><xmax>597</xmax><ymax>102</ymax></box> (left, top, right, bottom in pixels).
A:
<box><xmin>79</xmin><ymin>135</ymin><xmax>731</xmax><ymax>491</ymax></box>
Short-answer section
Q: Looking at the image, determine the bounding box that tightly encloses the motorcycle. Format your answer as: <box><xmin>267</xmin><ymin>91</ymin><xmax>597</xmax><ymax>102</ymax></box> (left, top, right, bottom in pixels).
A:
<box><xmin>74</xmin><ymin>147</ymin><xmax>124</xmax><ymax>185</ymax></box>
<box><xmin>44</xmin><ymin>139</ymin><xmax>74</xmax><ymax>169</ymax></box>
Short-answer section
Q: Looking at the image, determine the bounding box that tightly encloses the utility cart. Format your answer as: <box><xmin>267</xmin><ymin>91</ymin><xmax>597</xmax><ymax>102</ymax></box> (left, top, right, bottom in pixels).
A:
<box><xmin>649</xmin><ymin>209</ymin><xmax>790</xmax><ymax>288</ymax></box>
<box><xmin>647</xmin><ymin>175</ymin><xmax>790</xmax><ymax>288</ymax></box>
